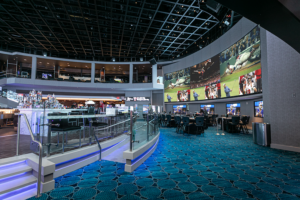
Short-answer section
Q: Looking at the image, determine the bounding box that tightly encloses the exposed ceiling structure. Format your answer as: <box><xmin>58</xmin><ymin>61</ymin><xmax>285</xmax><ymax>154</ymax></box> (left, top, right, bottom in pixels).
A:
<box><xmin>214</xmin><ymin>0</ymin><xmax>300</xmax><ymax>54</ymax></box>
<box><xmin>0</xmin><ymin>0</ymin><xmax>242</xmax><ymax>62</ymax></box>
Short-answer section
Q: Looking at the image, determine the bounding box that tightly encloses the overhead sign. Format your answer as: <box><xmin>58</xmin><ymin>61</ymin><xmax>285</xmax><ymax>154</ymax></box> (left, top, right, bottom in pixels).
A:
<box><xmin>126</xmin><ymin>97</ymin><xmax>150</xmax><ymax>101</ymax></box>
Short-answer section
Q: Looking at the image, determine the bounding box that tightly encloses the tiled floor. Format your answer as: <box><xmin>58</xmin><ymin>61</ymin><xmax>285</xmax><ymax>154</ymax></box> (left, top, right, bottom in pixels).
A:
<box><xmin>29</xmin><ymin>127</ymin><xmax>300</xmax><ymax>200</ymax></box>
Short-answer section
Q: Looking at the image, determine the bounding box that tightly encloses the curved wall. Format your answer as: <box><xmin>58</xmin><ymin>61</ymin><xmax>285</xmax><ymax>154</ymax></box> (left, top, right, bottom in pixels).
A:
<box><xmin>163</xmin><ymin>17</ymin><xmax>263</xmax><ymax>128</ymax></box>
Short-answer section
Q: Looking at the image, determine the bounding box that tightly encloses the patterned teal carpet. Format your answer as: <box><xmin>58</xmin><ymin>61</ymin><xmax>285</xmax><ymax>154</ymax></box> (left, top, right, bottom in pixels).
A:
<box><xmin>29</xmin><ymin>127</ymin><xmax>300</xmax><ymax>200</ymax></box>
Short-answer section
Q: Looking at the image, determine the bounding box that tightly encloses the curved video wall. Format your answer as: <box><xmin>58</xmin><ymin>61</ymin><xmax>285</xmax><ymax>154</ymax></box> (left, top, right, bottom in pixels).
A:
<box><xmin>164</xmin><ymin>26</ymin><xmax>261</xmax><ymax>102</ymax></box>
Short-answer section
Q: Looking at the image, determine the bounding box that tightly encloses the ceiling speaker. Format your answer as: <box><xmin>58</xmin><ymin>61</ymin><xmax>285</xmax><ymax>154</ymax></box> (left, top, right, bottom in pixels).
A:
<box><xmin>206</xmin><ymin>0</ymin><xmax>221</xmax><ymax>13</ymax></box>
<box><xmin>149</xmin><ymin>58</ymin><xmax>157</xmax><ymax>65</ymax></box>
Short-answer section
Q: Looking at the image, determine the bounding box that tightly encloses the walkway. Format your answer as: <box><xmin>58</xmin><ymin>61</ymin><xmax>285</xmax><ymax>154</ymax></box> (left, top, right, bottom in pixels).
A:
<box><xmin>29</xmin><ymin>127</ymin><xmax>300</xmax><ymax>200</ymax></box>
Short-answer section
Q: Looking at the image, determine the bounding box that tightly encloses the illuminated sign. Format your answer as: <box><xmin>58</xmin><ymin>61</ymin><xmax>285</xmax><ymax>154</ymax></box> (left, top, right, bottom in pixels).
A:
<box><xmin>126</xmin><ymin>97</ymin><xmax>150</xmax><ymax>101</ymax></box>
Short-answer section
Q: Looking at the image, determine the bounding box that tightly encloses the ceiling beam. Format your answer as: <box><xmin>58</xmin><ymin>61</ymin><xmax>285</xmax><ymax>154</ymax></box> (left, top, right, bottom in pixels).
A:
<box><xmin>135</xmin><ymin>0</ymin><xmax>162</xmax><ymax>57</ymax></box>
<box><xmin>43</xmin><ymin>0</ymin><xmax>77</xmax><ymax>55</ymax></box>
<box><xmin>126</xmin><ymin>0</ymin><xmax>146</xmax><ymax>57</ymax></box>
<box><xmin>77</xmin><ymin>0</ymin><xmax>95</xmax><ymax>56</ymax></box>
<box><xmin>60</xmin><ymin>0</ymin><xmax>86</xmax><ymax>55</ymax></box>
<box><xmin>118</xmin><ymin>0</ymin><xmax>129</xmax><ymax>57</ymax></box>
<box><xmin>153</xmin><ymin>0</ymin><xmax>197</xmax><ymax>55</ymax></box>
<box><xmin>110</xmin><ymin>0</ymin><xmax>112</xmax><ymax>57</ymax></box>
<box><xmin>160</xmin><ymin>11</ymin><xmax>203</xmax><ymax>56</ymax></box>
<box><xmin>144</xmin><ymin>0</ymin><xmax>180</xmax><ymax>56</ymax></box>
<box><xmin>94</xmin><ymin>0</ymin><xmax>104</xmax><ymax>57</ymax></box>
<box><xmin>28</xmin><ymin>0</ymin><xmax>68</xmax><ymax>54</ymax></box>
<box><xmin>11</xmin><ymin>0</ymin><xmax>58</xmax><ymax>52</ymax></box>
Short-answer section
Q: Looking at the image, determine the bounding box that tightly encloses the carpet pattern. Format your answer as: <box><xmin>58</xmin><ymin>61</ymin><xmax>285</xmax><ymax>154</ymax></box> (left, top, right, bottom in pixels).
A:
<box><xmin>28</xmin><ymin>127</ymin><xmax>300</xmax><ymax>200</ymax></box>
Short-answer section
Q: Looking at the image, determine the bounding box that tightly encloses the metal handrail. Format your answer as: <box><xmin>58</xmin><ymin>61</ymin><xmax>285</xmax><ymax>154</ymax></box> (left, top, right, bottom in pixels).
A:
<box><xmin>93</xmin><ymin>115</ymin><xmax>138</xmax><ymax>132</ymax></box>
<box><xmin>94</xmin><ymin>134</ymin><xmax>102</xmax><ymax>161</ymax></box>
<box><xmin>16</xmin><ymin>113</ymin><xmax>42</xmax><ymax>198</ymax></box>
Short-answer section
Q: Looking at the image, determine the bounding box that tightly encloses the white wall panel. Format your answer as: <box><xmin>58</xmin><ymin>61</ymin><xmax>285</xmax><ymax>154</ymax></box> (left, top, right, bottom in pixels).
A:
<box><xmin>125</xmin><ymin>91</ymin><xmax>151</xmax><ymax>97</ymax></box>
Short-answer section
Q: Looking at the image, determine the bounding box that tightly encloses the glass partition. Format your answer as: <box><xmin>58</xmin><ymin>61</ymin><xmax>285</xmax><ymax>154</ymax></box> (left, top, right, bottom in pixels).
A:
<box><xmin>95</xmin><ymin>64</ymin><xmax>129</xmax><ymax>83</ymax></box>
<box><xmin>0</xmin><ymin>53</ymin><xmax>32</xmax><ymax>79</ymax></box>
<box><xmin>36</xmin><ymin>58</ymin><xmax>91</xmax><ymax>82</ymax></box>
<box><xmin>132</xmin><ymin>113</ymin><xmax>159</xmax><ymax>150</ymax></box>
<box><xmin>133</xmin><ymin>64</ymin><xmax>152</xmax><ymax>83</ymax></box>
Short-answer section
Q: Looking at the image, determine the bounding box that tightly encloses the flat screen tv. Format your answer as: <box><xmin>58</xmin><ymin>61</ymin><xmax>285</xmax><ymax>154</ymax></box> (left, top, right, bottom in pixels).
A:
<box><xmin>143</xmin><ymin>105</ymin><xmax>149</xmax><ymax>114</ymax></box>
<box><xmin>254</xmin><ymin>101</ymin><xmax>263</xmax><ymax>118</ymax></box>
<box><xmin>173</xmin><ymin>105</ymin><xmax>187</xmax><ymax>114</ymax></box>
<box><xmin>226</xmin><ymin>103</ymin><xmax>241</xmax><ymax>116</ymax></box>
<box><xmin>200</xmin><ymin>105</ymin><xmax>215</xmax><ymax>114</ymax></box>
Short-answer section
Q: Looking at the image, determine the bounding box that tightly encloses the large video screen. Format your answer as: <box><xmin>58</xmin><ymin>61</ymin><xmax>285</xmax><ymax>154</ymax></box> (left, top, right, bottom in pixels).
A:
<box><xmin>220</xmin><ymin>26</ymin><xmax>261</xmax><ymax>98</ymax></box>
<box><xmin>200</xmin><ymin>105</ymin><xmax>215</xmax><ymax>114</ymax></box>
<box><xmin>164</xmin><ymin>26</ymin><xmax>262</xmax><ymax>103</ymax></box>
<box><xmin>173</xmin><ymin>105</ymin><xmax>187</xmax><ymax>114</ymax></box>
<box><xmin>226</xmin><ymin>103</ymin><xmax>241</xmax><ymax>116</ymax></box>
<box><xmin>254</xmin><ymin>101</ymin><xmax>263</xmax><ymax>118</ymax></box>
<box><xmin>164</xmin><ymin>68</ymin><xmax>190</xmax><ymax>102</ymax></box>
<box><xmin>190</xmin><ymin>55</ymin><xmax>221</xmax><ymax>101</ymax></box>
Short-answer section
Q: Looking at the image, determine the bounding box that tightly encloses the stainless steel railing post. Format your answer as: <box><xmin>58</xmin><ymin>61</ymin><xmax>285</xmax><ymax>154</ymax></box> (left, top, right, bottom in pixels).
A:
<box><xmin>21</xmin><ymin>114</ymin><xmax>42</xmax><ymax>198</ymax></box>
<box><xmin>216</xmin><ymin>117</ymin><xmax>219</xmax><ymax>135</ymax></box>
<box><xmin>16</xmin><ymin>114</ymin><xmax>21</xmax><ymax>156</ymax></box>
<box><xmin>222</xmin><ymin>118</ymin><xmax>225</xmax><ymax>135</ymax></box>
<box><xmin>147</xmin><ymin>113</ymin><xmax>149</xmax><ymax>141</ymax></box>
<box><xmin>130</xmin><ymin>111</ymin><xmax>133</xmax><ymax>152</ymax></box>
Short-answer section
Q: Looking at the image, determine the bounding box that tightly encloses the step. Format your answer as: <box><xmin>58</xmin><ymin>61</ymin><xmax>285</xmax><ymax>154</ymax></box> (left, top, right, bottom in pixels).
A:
<box><xmin>0</xmin><ymin>163</ymin><xmax>32</xmax><ymax>180</ymax></box>
<box><xmin>0</xmin><ymin>187</ymin><xmax>36</xmax><ymax>200</ymax></box>
<box><xmin>0</xmin><ymin>173</ymin><xmax>37</xmax><ymax>195</ymax></box>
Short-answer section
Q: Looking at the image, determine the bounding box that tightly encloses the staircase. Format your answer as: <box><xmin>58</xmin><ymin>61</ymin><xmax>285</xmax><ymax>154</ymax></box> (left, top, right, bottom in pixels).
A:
<box><xmin>0</xmin><ymin>160</ymin><xmax>37</xmax><ymax>200</ymax></box>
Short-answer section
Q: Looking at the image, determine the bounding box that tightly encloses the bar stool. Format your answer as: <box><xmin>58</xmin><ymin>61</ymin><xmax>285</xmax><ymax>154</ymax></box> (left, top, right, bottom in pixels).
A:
<box><xmin>174</xmin><ymin>116</ymin><xmax>182</xmax><ymax>133</ymax></box>
<box><xmin>182</xmin><ymin>117</ymin><xmax>190</xmax><ymax>135</ymax></box>
<box><xmin>229</xmin><ymin>116</ymin><xmax>240</xmax><ymax>133</ymax></box>
<box><xmin>195</xmin><ymin>116</ymin><xmax>204</xmax><ymax>135</ymax></box>
<box><xmin>161</xmin><ymin>114</ymin><xmax>166</xmax><ymax>126</ymax></box>
<box><xmin>166</xmin><ymin>115</ymin><xmax>172</xmax><ymax>127</ymax></box>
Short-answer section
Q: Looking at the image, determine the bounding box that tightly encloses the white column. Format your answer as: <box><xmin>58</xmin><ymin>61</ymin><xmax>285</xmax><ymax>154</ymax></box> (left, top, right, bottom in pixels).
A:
<box><xmin>152</xmin><ymin>64</ymin><xmax>157</xmax><ymax>87</ymax></box>
<box><xmin>91</xmin><ymin>62</ymin><xmax>95</xmax><ymax>83</ymax></box>
<box><xmin>31</xmin><ymin>55</ymin><xmax>37</xmax><ymax>80</ymax></box>
<box><xmin>130</xmin><ymin>63</ymin><xmax>133</xmax><ymax>84</ymax></box>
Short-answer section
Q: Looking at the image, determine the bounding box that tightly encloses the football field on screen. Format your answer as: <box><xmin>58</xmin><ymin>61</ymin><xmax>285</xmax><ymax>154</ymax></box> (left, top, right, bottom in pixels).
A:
<box><xmin>190</xmin><ymin>87</ymin><xmax>205</xmax><ymax>101</ymax></box>
<box><xmin>221</xmin><ymin>78</ymin><xmax>240</xmax><ymax>98</ymax></box>
<box><xmin>164</xmin><ymin>86</ymin><xmax>190</xmax><ymax>102</ymax></box>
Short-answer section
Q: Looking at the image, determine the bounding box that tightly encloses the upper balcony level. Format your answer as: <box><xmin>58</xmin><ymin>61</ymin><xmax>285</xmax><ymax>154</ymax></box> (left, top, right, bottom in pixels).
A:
<box><xmin>0</xmin><ymin>51</ymin><xmax>165</xmax><ymax>91</ymax></box>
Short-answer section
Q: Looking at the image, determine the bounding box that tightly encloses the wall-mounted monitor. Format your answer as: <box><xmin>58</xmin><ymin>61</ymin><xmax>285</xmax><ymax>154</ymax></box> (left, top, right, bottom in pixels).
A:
<box><xmin>173</xmin><ymin>105</ymin><xmax>187</xmax><ymax>114</ymax></box>
<box><xmin>200</xmin><ymin>105</ymin><xmax>215</xmax><ymax>114</ymax></box>
<box><xmin>143</xmin><ymin>105</ymin><xmax>149</xmax><ymax>114</ymax></box>
<box><xmin>152</xmin><ymin>105</ymin><xmax>156</xmax><ymax>112</ymax></box>
<box><xmin>226</xmin><ymin>103</ymin><xmax>241</xmax><ymax>116</ymax></box>
<box><xmin>254</xmin><ymin>101</ymin><xmax>263</xmax><ymax>118</ymax></box>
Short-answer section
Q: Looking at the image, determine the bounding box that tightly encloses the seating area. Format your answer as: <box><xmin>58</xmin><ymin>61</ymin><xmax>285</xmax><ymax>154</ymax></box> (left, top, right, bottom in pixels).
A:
<box><xmin>160</xmin><ymin>113</ymin><xmax>251</xmax><ymax>136</ymax></box>
<box><xmin>220</xmin><ymin>115</ymin><xmax>251</xmax><ymax>134</ymax></box>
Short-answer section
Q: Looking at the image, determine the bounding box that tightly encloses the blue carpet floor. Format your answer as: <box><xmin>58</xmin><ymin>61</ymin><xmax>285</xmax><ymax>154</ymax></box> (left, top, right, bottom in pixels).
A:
<box><xmin>29</xmin><ymin>127</ymin><xmax>300</xmax><ymax>200</ymax></box>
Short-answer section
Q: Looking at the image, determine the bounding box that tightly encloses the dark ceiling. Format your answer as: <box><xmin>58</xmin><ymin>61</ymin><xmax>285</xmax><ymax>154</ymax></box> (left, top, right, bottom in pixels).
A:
<box><xmin>0</xmin><ymin>0</ymin><xmax>241</xmax><ymax>62</ymax></box>
<box><xmin>214</xmin><ymin>0</ymin><xmax>300</xmax><ymax>54</ymax></box>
